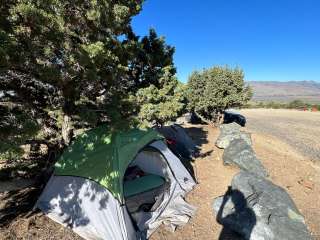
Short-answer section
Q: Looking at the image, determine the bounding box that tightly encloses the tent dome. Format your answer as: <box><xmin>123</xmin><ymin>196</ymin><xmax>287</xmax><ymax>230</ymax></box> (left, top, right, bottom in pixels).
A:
<box><xmin>55</xmin><ymin>125</ymin><xmax>163</xmax><ymax>202</ymax></box>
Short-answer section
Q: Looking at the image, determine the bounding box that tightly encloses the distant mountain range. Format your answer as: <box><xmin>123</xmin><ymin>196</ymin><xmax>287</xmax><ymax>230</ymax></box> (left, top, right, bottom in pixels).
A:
<box><xmin>247</xmin><ymin>81</ymin><xmax>320</xmax><ymax>103</ymax></box>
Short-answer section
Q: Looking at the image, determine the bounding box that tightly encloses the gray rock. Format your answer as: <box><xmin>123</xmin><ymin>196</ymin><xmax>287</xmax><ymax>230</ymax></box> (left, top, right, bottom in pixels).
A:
<box><xmin>176</xmin><ymin>116</ymin><xmax>188</xmax><ymax>125</ymax></box>
<box><xmin>223</xmin><ymin>138</ymin><xmax>268</xmax><ymax>177</ymax></box>
<box><xmin>224</xmin><ymin>111</ymin><xmax>246</xmax><ymax>127</ymax></box>
<box><xmin>213</xmin><ymin>171</ymin><xmax>312</xmax><ymax>240</ymax></box>
<box><xmin>216</xmin><ymin>131</ymin><xmax>252</xmax><ymax>149</ymax></box>
<box><xmin>220</xmin><ymin>122</ymin><xmax>242</xmax><ymax>135</ymax></box>
<box><xmin>176</xmin><ymin>112</ymin><xmax>202</xmax><ymax>125</ymax></box>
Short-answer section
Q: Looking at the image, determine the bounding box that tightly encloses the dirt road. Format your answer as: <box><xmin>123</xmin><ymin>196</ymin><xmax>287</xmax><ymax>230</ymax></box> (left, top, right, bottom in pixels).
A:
<box><xmin>239</xmin><ymin>109</ymin><xmax>320</xmax><ymax>161</ymax></box>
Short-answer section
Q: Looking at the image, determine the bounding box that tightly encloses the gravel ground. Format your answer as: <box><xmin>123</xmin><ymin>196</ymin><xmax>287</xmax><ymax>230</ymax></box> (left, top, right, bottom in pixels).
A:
<box><xmin>240</xmin><ymin>109</ymin><xmax>320</xmax><ymax>162</ymax></box>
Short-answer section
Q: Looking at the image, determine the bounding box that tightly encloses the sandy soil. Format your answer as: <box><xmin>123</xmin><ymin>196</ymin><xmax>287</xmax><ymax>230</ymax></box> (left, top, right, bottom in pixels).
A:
<box><xmin>250</xmin><ymin>133</ymin><xmax>320</xmax><ymax>239</ymax></box>
<box><xmin>240</xmin><ymin>109</ymin><xmax>320</xmax><ymax>162</ymax></box>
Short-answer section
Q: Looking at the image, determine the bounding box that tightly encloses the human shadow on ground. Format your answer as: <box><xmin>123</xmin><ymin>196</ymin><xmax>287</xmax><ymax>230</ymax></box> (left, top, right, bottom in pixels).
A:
<box><xmin>217</xmin><ymin>187</ymin><xmax>256</xmax><ymax>240</ymax></box>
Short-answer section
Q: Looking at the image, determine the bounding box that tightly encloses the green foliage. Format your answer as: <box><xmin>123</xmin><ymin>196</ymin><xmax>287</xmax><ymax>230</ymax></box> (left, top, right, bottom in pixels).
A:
<box><xmin>126</xmin><ymin>30</ymin><xmax>185</xmax><ymax>126</ymax></box>
<box><xmin>1</xmin><ymin>0</ymin><xmax>144</xmax><ymax>109</ymax></box>
<box><xmin>287</xmin><ymin>99</ymin><xmax>307</xmax><ymax>109</ymax></box>
<box><xmin>127</xmin><ymin>29</ymin><xmax>176</xmax><ymax>90</ymax></box>
<box><xmin>245</xmin><ymin>100</ymin><xmax>320</xmax><ymax>110</ymax></box>
<box><xmin>134</xmin><ymin>66</ymin><xmax>186</xmax><ymax>126</ymax></box>
<box><xmin>0</xmin><ymin>104</ymin><xmax>40</xmax><ymax>161</ymax></box>
<box><xmin>0</xmin><ymin>1</ymin><xmax>184</xmax><ymax>161</ymax></box>
<box><xmin>186</xmin><ymin>66</ymin><xmax>252</xmax><ymax>123</ymax></box>
<box><xmin>1</xmin><ymin>0</ymin><xmax>144</xmax><ymax>159</ymax></box>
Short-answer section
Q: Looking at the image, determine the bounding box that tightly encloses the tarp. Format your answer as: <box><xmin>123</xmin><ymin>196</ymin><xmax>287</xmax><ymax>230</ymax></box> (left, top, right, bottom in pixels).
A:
<box><xmin>54</xmin><ymin>125</ymin><xmax>163</xmax><ymax>202</ymax></box>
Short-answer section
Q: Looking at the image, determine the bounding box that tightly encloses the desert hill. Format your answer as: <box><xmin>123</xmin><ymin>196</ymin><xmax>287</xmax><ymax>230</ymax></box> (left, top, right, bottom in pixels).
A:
<box><xmin>248</xmin><ymin>81</ymin><xmax>320</xmax><ymax>103</ymax></box>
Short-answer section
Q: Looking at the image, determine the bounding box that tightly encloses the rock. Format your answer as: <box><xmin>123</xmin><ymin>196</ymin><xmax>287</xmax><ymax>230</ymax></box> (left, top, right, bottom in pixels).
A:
<box><xmin>224</xmin><ymin>111</ymin><xmax>246</xmax><ymax>127</ymax></box>
<box><xmin>213</xmin><ymin>171</ymin><xmax>312</xmax><ymax>240</ymax></box>
<box><xmin>220</xmin><ymin>122</ymin><xmax>242</xmax><ymax>135</ymax></box>
<box><xmin>216</xmin><ymin>131</ymin><xmax>252</xmax><ymax>149</ymax></box>
<box><xmin>176</xmin><ymin>116</ymin><xmax>187</xmax><ymax>125</ymax></box>
<box><xmin>222</xmin><ymin>138</ymin><xmax>268</xmax><ymax>177</ymax></box>
<box><xmin>176</xmin><ymin>112</ymin><xmax>202</xmax><ymax>125</ymax></box>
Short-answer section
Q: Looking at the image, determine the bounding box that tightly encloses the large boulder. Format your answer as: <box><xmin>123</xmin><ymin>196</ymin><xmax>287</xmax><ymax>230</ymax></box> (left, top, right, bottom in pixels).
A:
<box><xmin>216</xmin><ymin>122</ymin><xmax>252</xmax><ymax>149</ymax></box>
<box><xmin>224</xmin><ymin>111</ymin><xmax>246</xmax><ymax>127</ymax></box>
<box><xmin>223</xmin><ymin>138</ymin><xmax>268</xmax><ymax>178</ymax></box>
<box><xmin>176</xmin><ymin>112</ymin><xmax>202</xmax><ymax>125</ymax></box>
<box><xmin>216</xmin><ymin>130</ymin><xmax>252</xmax><ymax>149</ymax></box>
<box><xmin>219</xmin><ymin>122</ymin><xmax>242</xmax><ymax>135</ymax></box>
<box><xmin>213</xmin><ymin>171</ymin><xmax>312</xmax><ymax>240</ymax></box>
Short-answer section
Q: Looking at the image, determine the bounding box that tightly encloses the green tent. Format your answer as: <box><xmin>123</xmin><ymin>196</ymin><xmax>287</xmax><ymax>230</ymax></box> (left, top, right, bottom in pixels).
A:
<box><xmin>36</xmin><ymin>124</ymin><xmax>196</xmax><ymax>240</ymax></box>
<box><xmin>55</xmin><ymin>125</ymin><xmax>163</xmax><ymax>202</ymax></box>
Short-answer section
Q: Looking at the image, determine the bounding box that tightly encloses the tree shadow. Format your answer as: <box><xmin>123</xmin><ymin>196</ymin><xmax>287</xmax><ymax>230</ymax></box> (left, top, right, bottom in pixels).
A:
<box><xmin>0</xmin><ymin>125</ymin><xmax>115</xmax><ymax>229</ymax></box>
<box><xmin>184</xmin><ymin>126</ymin><xmax>208</xmax><ymax>150</ymax></box>
<box><xmin>0</xmin><ymin>187</ymin><xmax>41</xmax><ymax>227</ymax></box>
<box><xmin>38</xmin><ymin>176</ymin><xmax>110</xmax><ymax>229</ymax></box>
<box><xmin>217</xmin><ymin>187</ymin><xmax>256</xmax><ymax>240</ymax></box>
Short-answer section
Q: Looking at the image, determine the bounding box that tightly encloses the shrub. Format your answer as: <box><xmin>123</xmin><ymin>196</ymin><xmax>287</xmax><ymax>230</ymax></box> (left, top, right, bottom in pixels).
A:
<box><xmin>288</xmin><ymin>100</ymin><xmax>306</xmax><ymax>109</ymax></box>
<box><xmin>186</xmin><ymin>66</ymin><xmax>252</xmax><ymax>124</ymax></box>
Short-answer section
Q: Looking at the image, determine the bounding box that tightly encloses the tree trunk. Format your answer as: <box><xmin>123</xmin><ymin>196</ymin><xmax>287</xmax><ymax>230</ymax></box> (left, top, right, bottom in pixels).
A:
<box><xmin>194</xmin><ymin>111</ymin><xmax>215</xmax><ymax>127</ymax></box>
<box><xmin>62</xmin><ymin>114</ymin><xmax>73</xmax><ymax>146</ymax></box>
<box><xmin>215</xmin><ymin>111</ymin><xmax>224</xmax><ymax>126</ymax></box>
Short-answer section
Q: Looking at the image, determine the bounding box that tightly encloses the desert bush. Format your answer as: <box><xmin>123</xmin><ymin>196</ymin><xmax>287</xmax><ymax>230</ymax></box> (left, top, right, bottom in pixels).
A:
<box><xmin>186</xmin><ymin>66</ymin><xmax>252</xmax><ymax>124</ymax></box>
<box><xmin>288</xmin><ymin>100</ymin><xmax>306</xmax><ymax>109</ymax></box>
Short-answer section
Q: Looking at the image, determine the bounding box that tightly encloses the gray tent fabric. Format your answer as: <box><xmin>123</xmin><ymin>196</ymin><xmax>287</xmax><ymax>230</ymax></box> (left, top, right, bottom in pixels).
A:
<box><xmin>157</xmin><ymin>124</ymin><xmax>197</xmax><ymax>157</ymax></box>
<box><xmin>149</xmin><ymin>141</ymin><xmax>195</xmax><ymax>192</ymax></box>
<box><xmin>36</xmin><ymin>176</ymin><xmax>136</xmax><ymax>240</ymax></box>
<box><xmin>156</xmin><ymin>124</ymin><xmax>198</xmax><ymax>181</ymax></box>
<box><xmin>128</xmin><ymin>141</ymin><xmax>197</xmax><ymax>237</ymax></box>
<box><xmin>35</xmin><ymin>140</ymin><xmax>196</xmax><ymax>240</ymax></box>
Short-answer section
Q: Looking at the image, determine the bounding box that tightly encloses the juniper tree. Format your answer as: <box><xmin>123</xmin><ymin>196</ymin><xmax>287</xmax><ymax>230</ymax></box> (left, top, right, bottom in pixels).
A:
<box><xmin>0</xmin><ymin>1</ymin><xmax>185</xmax><ymax>160</ymax></box>
<box><xmin>186</xmin><ymin>66</ymin><xmax>252</xmax><ymax>124</ymax></box>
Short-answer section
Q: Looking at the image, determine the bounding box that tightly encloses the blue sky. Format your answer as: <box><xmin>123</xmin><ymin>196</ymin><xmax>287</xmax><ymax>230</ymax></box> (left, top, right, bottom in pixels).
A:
<box><xmin>132</xmin><ymin>0</ymin><xmax>320</xmax><ymax>82</ymax></box>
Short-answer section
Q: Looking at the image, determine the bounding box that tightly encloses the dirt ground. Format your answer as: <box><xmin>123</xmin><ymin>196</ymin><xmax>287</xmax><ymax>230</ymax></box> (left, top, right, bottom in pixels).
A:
<box><xmin>151</xmin><ymin>124</ymin><xmax>240</xmax><ymax>240</ymax></box>
<box><xmin>1</xmin><ymin>110</ymin><xmax>320</xmax><ymax>239</ymax></box>
<box><xmin>240</xmin><ymin>109</ymin><xmax>320</xmax><ymax>162</ymax></box>
<box><xmin>152</xmin><ymin>109</ymin><xmax>320</xmax><ymax>239</ymax></box>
